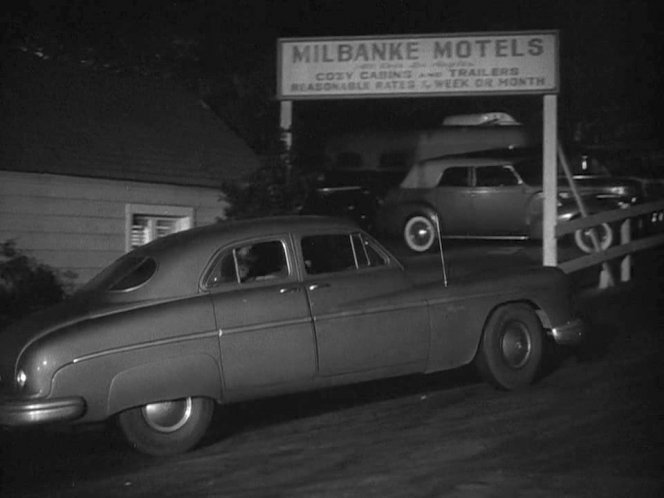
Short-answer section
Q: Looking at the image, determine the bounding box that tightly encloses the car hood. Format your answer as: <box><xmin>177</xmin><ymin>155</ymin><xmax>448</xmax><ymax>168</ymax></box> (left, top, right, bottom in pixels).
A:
<box><xmin>562</xmin><ymin>175</ymin><xmax>643</xmax><ymax>199</ymax></box>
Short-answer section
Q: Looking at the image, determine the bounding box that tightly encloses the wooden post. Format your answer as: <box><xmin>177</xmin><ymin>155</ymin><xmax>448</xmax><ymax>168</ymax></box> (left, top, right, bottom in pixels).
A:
<box><xmin>542</xmin><ymin>95</ymin><xmax>558</xmax><ymax>267</ymax></box>
<box><xmin>621</xmin><ymin>218</ymin><xmax>632</xmax><ymax>282</ymax></box>
<box><xmin>280</xmin><ymin>100</ymin><xmax>293</xmax><ymax>183</ymax></box>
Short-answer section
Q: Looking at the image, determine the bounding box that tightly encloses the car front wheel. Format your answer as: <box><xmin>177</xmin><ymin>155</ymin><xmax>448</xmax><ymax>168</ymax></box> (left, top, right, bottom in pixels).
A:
<box><xmin>474</xmin><ymin>304</ymin><xmax>544</xmax><ymax>390</ymax></box>
<box><xmin>118</xmin><ymin>396</ymin><xmax>214</xmax><ymax>456</ymax></box>
<box><xmin>404</xmin><ymin>215</ymin><xmax>437</xmax><ymax>252</ymax></box>
<box><xmin>573</xmin><ymin>222</ymin><xmax>613</xmax><ymax>253</ymax></box>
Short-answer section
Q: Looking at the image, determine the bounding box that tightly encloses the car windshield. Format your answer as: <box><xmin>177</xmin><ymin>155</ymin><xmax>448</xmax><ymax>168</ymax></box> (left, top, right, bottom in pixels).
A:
<box><xmin>79</xmin><ymin>256</ymin><xmax>157</xmax><ymax>293</ymax></box>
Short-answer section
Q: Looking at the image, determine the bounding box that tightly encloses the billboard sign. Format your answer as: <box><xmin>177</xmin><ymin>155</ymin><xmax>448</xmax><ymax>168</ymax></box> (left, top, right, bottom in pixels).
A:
<box><xmin>278</xmin><ymin>31</ymin><xmax>558</xmax><ymax>100</ymax></box>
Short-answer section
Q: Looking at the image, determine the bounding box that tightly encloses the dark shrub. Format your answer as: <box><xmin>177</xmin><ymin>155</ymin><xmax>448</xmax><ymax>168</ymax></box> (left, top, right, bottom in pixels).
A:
<box><xmin>0</xmin><ymin>240</ymin><xmax>68</xmax><ymax>331</ymax></box>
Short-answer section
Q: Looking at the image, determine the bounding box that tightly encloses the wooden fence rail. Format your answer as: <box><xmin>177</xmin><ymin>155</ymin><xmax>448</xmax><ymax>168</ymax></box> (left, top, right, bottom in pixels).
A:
<box><xmin>556</xmin><ymin>199</ymin><xmax>664</xmax><ymax>286</ymax></box>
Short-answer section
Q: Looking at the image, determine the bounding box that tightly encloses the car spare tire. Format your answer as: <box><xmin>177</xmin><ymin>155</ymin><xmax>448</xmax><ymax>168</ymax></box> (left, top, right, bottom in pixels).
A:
<box><xmin>573</xmin><ymin>222</ymin><xmax>614</xmax><ymax>253</ymax></box>
<box><xmin>403</xmin><ymin>215</ymin><xmax>437</xmax><ymax>252</ymax></box>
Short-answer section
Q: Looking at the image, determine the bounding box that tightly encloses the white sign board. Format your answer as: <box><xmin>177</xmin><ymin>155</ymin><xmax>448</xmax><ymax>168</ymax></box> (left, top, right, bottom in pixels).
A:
<box><xmin>278</xmin><ymin>31</ymin><xmax>558</xmax><ymax>100</ymax></box>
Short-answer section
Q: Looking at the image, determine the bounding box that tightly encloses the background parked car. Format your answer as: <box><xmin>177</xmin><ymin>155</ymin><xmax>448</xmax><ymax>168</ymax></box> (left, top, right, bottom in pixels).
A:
<box><xmin>376</xmin><ymin>150</ymin><xmax>641</xmax><ymax>253</ymax></box>
<box><xmin>298</xmin><ymin>185</ymin><xmax>381</xmax><ymax>232</ymax></box>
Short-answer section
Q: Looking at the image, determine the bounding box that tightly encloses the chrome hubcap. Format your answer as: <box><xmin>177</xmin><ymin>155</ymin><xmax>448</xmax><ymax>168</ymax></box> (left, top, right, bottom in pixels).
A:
<box><xmin>142</xmin><ymin>398</ymin><xmax>193</xmax><ymax>433</ymax></box>
<box><xmin>409</xmin><ymin>221</ymin><xmax>432</xmax><ymax>246</ymax></box>
<box><xmin>501</xmin><ymin>322</ymin><xmax>532</xmax><ymax>368</ymax></box>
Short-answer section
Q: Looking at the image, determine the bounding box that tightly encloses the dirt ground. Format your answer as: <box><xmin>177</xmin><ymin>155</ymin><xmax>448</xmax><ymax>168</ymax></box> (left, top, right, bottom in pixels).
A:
<box><xmin>1</xmin><ymin>251</ymin><xmax>663</xmax><ymax>498</ymax></box>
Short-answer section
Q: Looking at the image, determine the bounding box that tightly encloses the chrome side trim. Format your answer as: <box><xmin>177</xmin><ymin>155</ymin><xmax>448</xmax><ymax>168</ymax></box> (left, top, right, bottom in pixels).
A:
<box><xmin>220</xmin><ymin>317</ymin><xmax>313</xmax><ymax>336</ymax></box>
<box><xmin>72</xmin><ymin>330</ymin><xmax>219</xmax><ymax>363</ymax></box>
<box><xmin>311</xmin><ymin>300</ymin><xmax>426</xmax><ymax>323</ymax></box>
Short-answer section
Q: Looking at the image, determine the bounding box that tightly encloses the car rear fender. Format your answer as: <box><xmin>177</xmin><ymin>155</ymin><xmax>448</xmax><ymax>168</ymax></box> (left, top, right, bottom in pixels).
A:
<box><xmin>474</xmin><ymin>298</ymin><xmax>550</xmax><ymax>353</ymax></box>
<box><xmin>426</xmin><ymin>296</ymin><xmax>547</xmax><ymax>373</ymax></box>
<box><xmin>525</xmin><ymin>194</ymin><xmax>582</xmax><ymax>239</ymax></box>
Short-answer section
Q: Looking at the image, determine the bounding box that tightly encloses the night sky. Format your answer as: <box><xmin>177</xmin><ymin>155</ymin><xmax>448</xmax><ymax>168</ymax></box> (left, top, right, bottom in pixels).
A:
<box><xmin>2</xmin><ymin>0</ymin><xmax>663</xmax><ymax>146</ymax></box>
<box><xmin>212</xmin><ymin>0</ymin><xmax>664</xmax><ymax>145</ymax></box>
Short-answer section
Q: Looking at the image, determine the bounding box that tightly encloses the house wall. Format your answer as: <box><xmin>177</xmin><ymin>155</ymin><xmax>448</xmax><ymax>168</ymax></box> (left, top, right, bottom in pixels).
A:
<box><xmin>0</xmin><ymin>171</ymin><xmax>228</xmax><ymax>286</ymax></box>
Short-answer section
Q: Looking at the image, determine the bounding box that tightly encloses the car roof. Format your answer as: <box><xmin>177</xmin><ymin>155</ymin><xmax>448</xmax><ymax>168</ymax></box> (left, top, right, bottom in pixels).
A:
<box><xmin>134</xmin><ymin>215</ymin><xmax>360</xmax><ymax>258</ymax></box>
<box><xmin>94</xmin><ymin>216</ymin><xmax>362</xmax><ymax>302</ymax></box>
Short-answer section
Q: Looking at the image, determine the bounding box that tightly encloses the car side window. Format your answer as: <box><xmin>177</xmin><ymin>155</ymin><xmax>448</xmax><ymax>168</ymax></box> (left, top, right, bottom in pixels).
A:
<box><xmin>351</xmin><ymin>233</ymin><xmax>388</xmax><ymax>268</ymax></box>
<box><xmin>301</xmin><ymin>234</ymin><xmax>356</xmax><ymax>275</ymax></box>
<box><xmin>205</xmin><ymin>240</ymin><xmax>288</xmax><ymax>288</ymax></box>
<box><xmin>301</xmin><ymin>233</ymin><xmax>388</xmax><ymax>275</ymax></box>
<box><xmin>475</xmin><ymin>166</ymin><xmax>519</xmax><ymax>187</ymax></box>
<box><xmin>438</xmin><ymin>167</ymin><xmax>471</xmax><ymax>187</ymax></box>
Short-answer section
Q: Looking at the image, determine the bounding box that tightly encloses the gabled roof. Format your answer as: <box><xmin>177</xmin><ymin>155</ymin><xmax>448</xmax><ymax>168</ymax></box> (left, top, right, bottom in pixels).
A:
<box><xmin>0</xmin><ymin>52</ymin><xmax>260</xmax><ymax>188</ymax></box>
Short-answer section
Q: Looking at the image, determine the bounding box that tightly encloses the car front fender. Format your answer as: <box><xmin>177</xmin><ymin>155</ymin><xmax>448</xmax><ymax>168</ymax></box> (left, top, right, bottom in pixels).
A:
<box><xmin>377</xmin><ymin>201</ymin><xmax>438</xmax><ymax>237</ymax></box>
<box><xmin>49</xmin><ymin>337</ymin><xmax>223</xmax><ymax>422</ymax></box>
<box><xmin>106</xmin><ymin>353</ymin><xmax>222</xmax><ymax>416</ymax></box>
<box><xmin>398</xmin><ymin>203</ymin><xmax>438</xmax><ymax>225</ymax></box>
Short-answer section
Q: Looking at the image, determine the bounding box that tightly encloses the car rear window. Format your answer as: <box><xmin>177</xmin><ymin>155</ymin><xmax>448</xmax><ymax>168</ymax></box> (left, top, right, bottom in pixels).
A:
<box><xmin>81</xmin><ymin>256</ymin><xmax>157</xmax><ymax>293</ymax></box>
<box><xmin>109</xmin><ymin>258</ymin><xmax>157</xmax><ymax>291</ymax></box>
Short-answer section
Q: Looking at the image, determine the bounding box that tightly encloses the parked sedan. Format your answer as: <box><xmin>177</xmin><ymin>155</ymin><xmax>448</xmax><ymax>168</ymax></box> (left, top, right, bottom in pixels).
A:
<box><xmin>298</xmin><ymin>185</ymin><xmax>380</xmax><ymax>231</ymax></box>
<box><xmin>0</xmin><ymin>216</ymin><xmax>584</xmax><ymax>455</ymax></box>
<box><xmin>376</xmin><ymin>154</ymin><xmax>640</xmax><ymax>253</ymax></box>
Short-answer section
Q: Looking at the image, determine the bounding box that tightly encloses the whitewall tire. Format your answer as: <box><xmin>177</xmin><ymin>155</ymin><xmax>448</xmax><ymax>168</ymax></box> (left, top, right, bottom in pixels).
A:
<box><xmin>404</xmin><ymin>215</ymin><xmax>437</xmax><ymax>253</ymax></box>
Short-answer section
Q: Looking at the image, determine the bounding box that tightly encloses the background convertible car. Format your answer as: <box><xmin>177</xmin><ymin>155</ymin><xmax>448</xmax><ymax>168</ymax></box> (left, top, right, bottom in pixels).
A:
<box><xmin>376</xmin><ymin>152</ymin><xmax>642</xmax><ymax>253</ymax></box>
<box><xmin>0</xmin><ymin>216</ymin><xmax>584</xmax><ymax>455</ymax></box>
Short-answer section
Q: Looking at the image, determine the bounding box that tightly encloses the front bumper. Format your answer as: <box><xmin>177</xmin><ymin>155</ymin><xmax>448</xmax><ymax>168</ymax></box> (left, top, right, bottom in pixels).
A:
<box><xmin>0</xmin><ymin>396</ymin><xmax>85</xmax><ymax>426</ymax></box>
<box><xmin>548</xmin><ymin>318</ymin><xmax>586</xmax><ymax>346</ymax></box>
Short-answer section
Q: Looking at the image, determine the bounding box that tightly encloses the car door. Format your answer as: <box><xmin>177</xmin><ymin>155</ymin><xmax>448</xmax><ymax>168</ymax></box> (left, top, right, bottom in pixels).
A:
<box><xmin>471</xmin><ymin>164</ymin><xmax>530</xmax><ymax>235</ymax></box>
<box><xmin>298</xmin><ymin>231</ymin><xmax>429</xmax><ymax>378</ymax></box>
<box><xmin>434</xmin><ymin>165</ymin><xmax>476</xmax><ymax>235</ymax></box>
<box><xmin>204</xmin><ymin>237</ymin><xmax>316</xmax><ymax>392</ymax></box>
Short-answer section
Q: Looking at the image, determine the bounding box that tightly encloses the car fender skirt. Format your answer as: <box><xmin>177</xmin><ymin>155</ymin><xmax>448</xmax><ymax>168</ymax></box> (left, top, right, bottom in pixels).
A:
<box><xmin>0</xmin><ymin>396</ymin><xmax>85</xmax><ymax>426</ymax></box>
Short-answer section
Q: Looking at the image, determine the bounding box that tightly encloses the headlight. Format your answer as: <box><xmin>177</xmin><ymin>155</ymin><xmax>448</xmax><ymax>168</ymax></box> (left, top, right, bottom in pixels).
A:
<box><xmin>16</xmin><ymin>369</ymin><xmax>27</xmax><ymax>389</ymax></box>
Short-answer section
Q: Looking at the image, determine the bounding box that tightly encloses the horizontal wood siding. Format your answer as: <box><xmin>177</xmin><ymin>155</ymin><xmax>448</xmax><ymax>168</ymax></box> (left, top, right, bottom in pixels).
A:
<box><xmin>0</xmin><ymin>171</ymin><xmax>228</xmax><ymax>287</ymax></box>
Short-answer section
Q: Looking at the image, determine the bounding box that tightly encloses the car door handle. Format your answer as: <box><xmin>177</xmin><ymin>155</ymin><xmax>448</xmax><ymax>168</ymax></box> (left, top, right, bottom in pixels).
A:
<box><xmin>279</xmin><ymin>286</ymin><xmax>301</xmax><ymax>294</ymax></box>
<box><xmin>308</xmin><ymin>283</ymin><xmax>330</xmax><ymax>291</ymax></box>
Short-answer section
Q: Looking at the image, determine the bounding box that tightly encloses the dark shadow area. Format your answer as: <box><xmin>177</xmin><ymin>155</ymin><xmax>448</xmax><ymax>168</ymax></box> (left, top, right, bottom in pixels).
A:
<box><xmin>0</xmin><ymin>365</ymin><xmax>481</xmax><ymax>495</ymax></box>
<box><xmin>1</xmin><ymin>246</ymin><xmax>661</xmax><ymax>497</ymax></box>
<box><xmin>201</xmin><ymin>364</ymin><xmax>480</xmax><ymax>447</ymax></box>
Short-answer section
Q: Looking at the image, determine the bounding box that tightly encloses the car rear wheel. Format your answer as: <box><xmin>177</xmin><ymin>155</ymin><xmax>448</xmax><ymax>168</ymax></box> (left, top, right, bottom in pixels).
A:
<box><xmin>404</xmin><ymin>215</ymin><xmax>437</xmax><ymax>252</ymax></box>
<box><xmin>573</xmin><ymin>222</ymin><xmax>613</xmax><ymax>253</ymax></box>
<box><xmin>118</xmin><ymin>396</ymin><xmax>214</xmax><ymax>456</ymax></box>
<box><xmin>474</xmin><ymin>304</ymin><xmax>544</xmax><ymax>390</ymax></box>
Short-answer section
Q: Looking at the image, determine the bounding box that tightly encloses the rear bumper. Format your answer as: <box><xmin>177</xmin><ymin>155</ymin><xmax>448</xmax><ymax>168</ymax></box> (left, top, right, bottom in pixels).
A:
<box><xmin>0</xmin><ymin>396</ymin><xmax>85</xmax><ymax>426</ymax></box>
<box><xmin>548</xmin><ymin>318</ymin><xmax>585</xmax><ymax>346</ymax></box>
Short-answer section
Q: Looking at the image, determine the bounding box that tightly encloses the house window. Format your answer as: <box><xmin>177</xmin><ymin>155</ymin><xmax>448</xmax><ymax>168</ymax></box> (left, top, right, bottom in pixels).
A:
<box><xmin>126</xmin><ymin>204</ymin><xmax>194</xmax><ymax>251</ymax></box>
